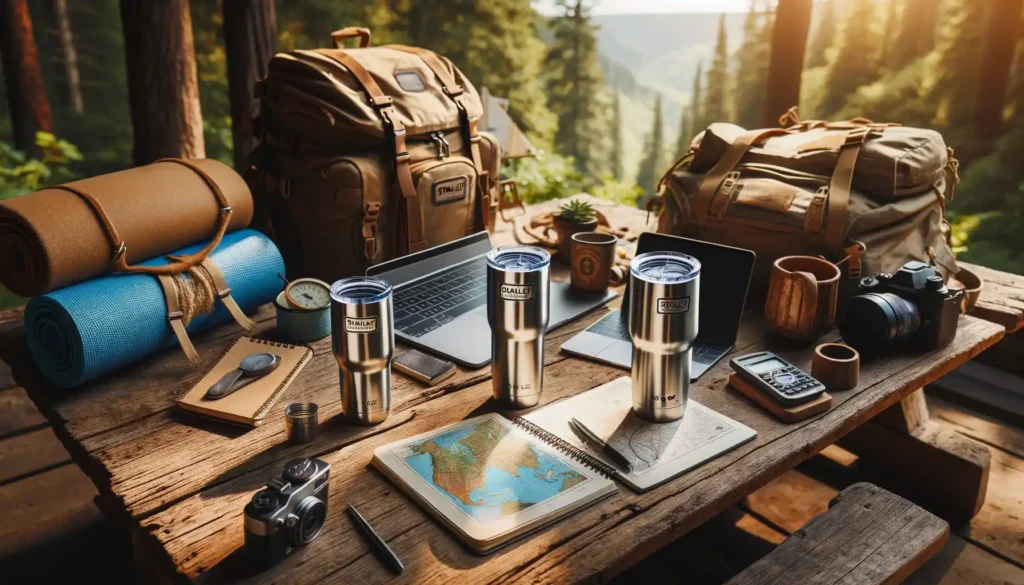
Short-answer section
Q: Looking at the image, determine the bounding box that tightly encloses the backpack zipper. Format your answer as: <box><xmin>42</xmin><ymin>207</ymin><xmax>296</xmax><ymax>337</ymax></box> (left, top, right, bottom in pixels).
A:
<box><xmin>430</xmin><ymin>132</ymin><xmax>451</xmax><ymax>160</ymax></box>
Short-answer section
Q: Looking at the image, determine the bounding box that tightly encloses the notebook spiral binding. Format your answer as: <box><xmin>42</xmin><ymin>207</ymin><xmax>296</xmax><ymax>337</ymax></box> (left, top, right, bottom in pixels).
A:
<box><xmin>511</xmin><ymin>417</ymin><xmax>618</xmax><ymax>478</ymax></box>
<box><xmin>252</xmin><ymin>339</ymin><xmax>297</xmax><ymax>349</ymax></box>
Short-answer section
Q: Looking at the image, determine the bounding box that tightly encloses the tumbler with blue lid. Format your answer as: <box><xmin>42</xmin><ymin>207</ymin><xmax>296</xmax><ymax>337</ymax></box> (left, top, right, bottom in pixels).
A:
<box><xmin>628</xmin><ymin>251</ymin><xmax>701</xmax><ymax>422</ymax></box>
<box><xmin>330</xmin><ymin>276</ymin><xmax>394</xmax><ymax>425</ymax></box>
<box><xmin>487</xmin><ymin>245</ymin><xmax>550</xmax><ymax>409</ymax></box>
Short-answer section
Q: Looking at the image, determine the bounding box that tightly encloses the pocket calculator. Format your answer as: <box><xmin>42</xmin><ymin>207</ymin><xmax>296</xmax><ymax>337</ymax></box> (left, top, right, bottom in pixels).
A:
<box><xmin>730</xmin><ymin>351</ymin><xmax>826</xmax><ymax>405</ymax></box>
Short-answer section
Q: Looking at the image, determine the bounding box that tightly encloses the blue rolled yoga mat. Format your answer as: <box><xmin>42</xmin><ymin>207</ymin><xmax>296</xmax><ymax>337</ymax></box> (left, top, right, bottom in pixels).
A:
<box><xmin>25</xmin><ymin>229</ymin><xmax>284</xmax><ymax>388</ymax></box>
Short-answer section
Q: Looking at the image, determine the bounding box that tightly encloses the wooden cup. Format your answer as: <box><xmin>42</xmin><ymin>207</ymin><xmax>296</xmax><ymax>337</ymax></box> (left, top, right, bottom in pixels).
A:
<box><xmin>570</xmin><ymin>232</ymin><xmax>617</xmax><ymax>292</ymax></box>
<box><xmin>812</xmin><ymin>343</ymin><xmax>860</xmax><ymax>391</ymax></box>
<box><xmin>765</xmin><ymin>255</ymin><xmax>841</xmax><ymax>342</ymax></box>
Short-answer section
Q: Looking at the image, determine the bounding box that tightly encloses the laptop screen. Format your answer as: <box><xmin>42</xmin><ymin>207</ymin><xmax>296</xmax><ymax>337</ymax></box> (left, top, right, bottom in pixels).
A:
<box><xmin>628</xmin><ymin>233</ymin><xmax>756</xmax><ymax>344</ymax></box>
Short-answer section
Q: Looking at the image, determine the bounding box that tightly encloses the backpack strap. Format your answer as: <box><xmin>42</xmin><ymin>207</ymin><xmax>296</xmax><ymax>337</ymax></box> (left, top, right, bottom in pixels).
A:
<box><xmin>388</xmin><ymin>45</ymin><xmax>494</xmax><ymax>228</ymax></box>
<box><xmin>316</xmin><ymin>50</ymin><xmax>428</xmax><ymax>255</ymax></box>
<box><xmin>49</xmin><ymin>158</ymin><xmax>234</xmax><ymax>276</ymax></box>
<box><xmin>695</xmin><ymin>128</ymin><xmax>790</xmax><ymax>221</ymax></box>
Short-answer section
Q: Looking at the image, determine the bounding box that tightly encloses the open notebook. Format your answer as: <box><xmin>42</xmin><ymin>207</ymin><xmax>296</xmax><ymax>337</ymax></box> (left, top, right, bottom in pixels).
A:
<box><xmin>372</xmin><ymin>377</ymin><xmax>756</xmax><ymax>553</ymax></box>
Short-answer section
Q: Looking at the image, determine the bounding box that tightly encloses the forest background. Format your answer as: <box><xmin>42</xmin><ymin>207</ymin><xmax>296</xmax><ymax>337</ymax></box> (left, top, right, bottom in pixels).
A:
<box><xmin>1</xmin><ymin>0</ymin><xmax>1022</xmax><ymax>310</ymax></box>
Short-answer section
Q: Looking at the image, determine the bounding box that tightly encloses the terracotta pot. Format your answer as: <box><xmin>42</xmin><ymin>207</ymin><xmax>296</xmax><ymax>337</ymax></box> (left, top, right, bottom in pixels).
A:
<box><xmin>552</xmin><ymin>215</ymin><xmax>598</xmax><ymax>263</ymax></box>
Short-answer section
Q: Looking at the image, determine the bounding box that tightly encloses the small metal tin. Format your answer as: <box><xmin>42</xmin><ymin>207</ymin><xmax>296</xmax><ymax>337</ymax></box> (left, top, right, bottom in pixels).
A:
<box><xmin>284</xmin><ymin>402</ymin><xmax>319</xmax><ymax>443</ymax></box>
<box><xmin>275</xmin><ymin>292</ymin><xmax>331</xmax><ymax>343</ymax></box>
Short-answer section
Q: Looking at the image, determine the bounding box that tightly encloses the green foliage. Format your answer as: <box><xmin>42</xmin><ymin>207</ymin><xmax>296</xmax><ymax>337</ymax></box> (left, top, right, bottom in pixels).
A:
<box><xmin>635</xmin><ymin>94</ymin><xmax>664</xmax><ymax>194</ymax></box>
<box><xmin>733</xmin><ymin>1</ymin><xmax>773</xmax><ymax>128</ymax></box>
<box><xmin>930</xmin><ymin>0</ymin><xmax>988</xmax><ymax>129</ymax></box>
<box><xmin>699</xmin><ymin>14</ymin><xmax>731</xmax><ymax>129</ymax></box>
<box><xmin>0</xmin><ymin>132</ymin><xmax>82</xmax><ymax>200</ymax></box>
<box><xmin>610</xmin><ymin>92</ymin><xmax>624</xmax><ymax>181</ymax></box>
<box><xmin>590</xmin><ymin>178</ymin><xmax>642</xmax><ymax>208</ymax></box>
<box><xmin>686</xmin><ymin>62</ymin><xmax>703</xmax><ymax>139</ymax></box>
<box><xmin>820</xmin><ymin>0</ymin><xmax>882</xmax><ymax>117</ymax></box>
<box><xmin>805</xmin><ymin>0</ymin><xmax>836</xmax><ymax>69</ymax></box>
<box><xmin>545</xmin><ymin>0</ymin><xmax>612</xmax><ymax>181</ymax></box>
<box><xmin>191</xmin><ymin>0</ymin><xmax>233</xmax><ymax>166</ymax></box>
<box><xmin>503</xmin><ymin>153</ymin><xmax>584</xmax><ymax>204</ymax></box>
<box><xmin>676</xmin><ymin>101</ymin><xmax>692</xmax><ymax>159</ymax></box>
<box><xmin>558</xmin><ymin>198</ymin><xmax>597</xmax><ymax>223</ymax></box>
<box><xmin>889</xmin><ymin>0</ymin><xmax>939</xmax><ymax>71</ymax></box>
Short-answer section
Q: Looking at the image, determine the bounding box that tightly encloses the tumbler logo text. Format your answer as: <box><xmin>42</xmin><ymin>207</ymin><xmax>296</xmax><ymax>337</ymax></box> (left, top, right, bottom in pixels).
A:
<box><xmin>344</xmin><ymin>316</ymin><xmax>378</xmax><ymax>333</ymax></box>
<box><xmin>657</xmin><ymin>297</ymin><xmax>690</xmax><ymax>314</ymax></box>
<box><xmin>499</xmin><ymin>283</ymin><xmax>534</xmax><ymax>301</ymax></box>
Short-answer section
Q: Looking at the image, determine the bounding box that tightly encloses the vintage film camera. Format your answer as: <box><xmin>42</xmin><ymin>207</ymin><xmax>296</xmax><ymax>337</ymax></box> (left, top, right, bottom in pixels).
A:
<box><xmin>839</xmin><ymin>261</ymin><xmax>963</xmax><ymax>355</ymax></box>
<box><xmin>244</xmin><ymin>458</ymin><xmax>330</xmax><ymax>571</ymax></box>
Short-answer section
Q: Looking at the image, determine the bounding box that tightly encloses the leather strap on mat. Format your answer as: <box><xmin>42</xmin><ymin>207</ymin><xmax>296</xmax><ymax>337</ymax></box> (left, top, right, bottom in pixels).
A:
<box><xmin>317</xmin><ymin>49</ymin><xmax>428</xmax><ymax>254</ymax></box>
<box><xmin>157</xmin><ymin>273</ymin><xmax>202</xmax><ymax>365</ymax></box>
<box><xmin>49</xmin><ymin>158</ymin><xmax>234</xmax><ymax>276</ymax></box>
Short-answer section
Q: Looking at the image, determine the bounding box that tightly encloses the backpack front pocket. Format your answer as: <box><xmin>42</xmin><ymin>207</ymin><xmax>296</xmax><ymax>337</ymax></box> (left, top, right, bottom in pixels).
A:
<box><xmin>411</xmin><ymin>156</ymin><xmax>479</xmax><ymax>246</ymax></box>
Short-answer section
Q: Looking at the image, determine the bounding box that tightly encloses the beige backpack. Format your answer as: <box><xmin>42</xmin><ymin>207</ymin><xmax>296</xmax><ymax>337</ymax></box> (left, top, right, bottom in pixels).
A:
<box><xmin>248</xmin><ymin>27</ymin><xmax>504</xmax><ymax>281</ymax></box>
<box><xmin>655</xmin><ymin>110</ymin><xmax>960</xmax><ymax>296</ymax></box>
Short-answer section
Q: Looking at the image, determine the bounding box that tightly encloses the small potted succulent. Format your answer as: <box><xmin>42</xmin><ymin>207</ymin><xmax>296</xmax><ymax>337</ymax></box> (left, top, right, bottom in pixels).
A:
<box><xmin>553</xmin><ymin>198</ymin><xmax>598</xmax><ymax>262</ymax></box>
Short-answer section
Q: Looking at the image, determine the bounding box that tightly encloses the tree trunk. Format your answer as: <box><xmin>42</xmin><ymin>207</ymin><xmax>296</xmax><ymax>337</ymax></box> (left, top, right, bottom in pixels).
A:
<box><xmin>0</xmin><ymin>0</ymin><xmax>54</xmax><ymax>156</ymax></box>
<box><xmin>975</xmin><ymin>0</ymin><xmax>1023</xmax><ymax>140</ymax></box>
<box><xmin>223</xmin><ymin>0</ymin><xmax>277</xmax><ymax>172</ymax></box>
<box><xmin>762</xmin><ymin>0</ymin><xmax>813</xmax><ymax>127</ymax></box>
<box><xmin>120</xmin><ymin>0</ymin><xmax>205</xmax><ymax>165</ymax></box>
<box><xmin>52</xmin><ymin>0</ymin><xmax>83</xmax><ymax>116</ymax></box>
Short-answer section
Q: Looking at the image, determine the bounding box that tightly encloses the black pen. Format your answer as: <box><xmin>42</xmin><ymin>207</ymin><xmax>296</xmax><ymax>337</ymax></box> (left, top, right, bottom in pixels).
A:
<box><xmin>347</xmin><ymin>503</ymin><xmax>405</xmax><ymax>575</ymax></box>
<box><xmin>569</xmin><ymin>417</ymin><xmax>633</xmax><ymax>473</ymax></box>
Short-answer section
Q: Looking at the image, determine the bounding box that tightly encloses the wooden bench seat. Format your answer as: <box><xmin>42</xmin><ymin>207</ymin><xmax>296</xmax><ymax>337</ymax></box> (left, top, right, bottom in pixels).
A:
<box><xmin>726</xmin><ymin>483</ymin><xmax>949</xmax><ymax>585</ymax></box>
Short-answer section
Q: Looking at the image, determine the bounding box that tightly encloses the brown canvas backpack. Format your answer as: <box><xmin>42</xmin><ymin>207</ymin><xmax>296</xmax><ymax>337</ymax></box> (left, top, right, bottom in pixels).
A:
<box><xmin>247</xmin><ymin>27</ymin><xmax>503</xmax><ymax>281</ymax></box>
<box><xmin>655</xmin><ymin>110</ymin><xmax>960</xmax><ymax>297</ymax></box>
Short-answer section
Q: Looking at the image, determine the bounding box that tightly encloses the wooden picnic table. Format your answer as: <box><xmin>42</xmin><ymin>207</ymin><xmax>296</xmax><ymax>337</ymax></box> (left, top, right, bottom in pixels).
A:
<box><xmin>0</xmin><ymin>196</ymin><xmax>1013</xmax><ymax>584</ymax></box>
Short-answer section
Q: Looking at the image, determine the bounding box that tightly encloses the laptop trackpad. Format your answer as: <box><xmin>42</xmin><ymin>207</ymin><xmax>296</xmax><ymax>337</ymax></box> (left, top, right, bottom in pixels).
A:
<box><xmin>549</xmin><ymin>283</ymin><xmax>617</xmax><ymax>330</ymax></box>
<box><xmin>420</xmin><ymin>311</ymin><xmax>491</xmax><ymax>366</ymax></box>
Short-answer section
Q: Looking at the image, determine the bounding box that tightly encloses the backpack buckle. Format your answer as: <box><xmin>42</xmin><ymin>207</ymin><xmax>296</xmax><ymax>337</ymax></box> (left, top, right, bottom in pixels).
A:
<box><xmin>362</xmin><ymin>202</ymin><xmax>381</xmax><ymax>260</ymax></box>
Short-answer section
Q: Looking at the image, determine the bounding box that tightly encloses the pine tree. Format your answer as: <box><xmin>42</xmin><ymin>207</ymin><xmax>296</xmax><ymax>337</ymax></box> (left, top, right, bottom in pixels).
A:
<box><xmin>676</xmin><ymin>103</ymin><xmax>692</xmax><ymax>157</ymax></box>
<box><xmin>819</xmin><ymin>0</ymin><xmax>881</xmax><ymax>117</ymax></box>
<box><xmin>700</xmin><ymin>14</ymin><xmax>731</xmax><ymax>129</ymax></box>
<box><xmin>611</xmin><ymin>91</ymin><xmax>624</xmax><ymax>180</ymax></box>
<box><xmin>806</xmin><ymin>0</ymin><xmax>837</xmax><ymax>68</ymax></box>
<box><xmin>931</xmin><ymin>0</ymin><xmax>989</xmax><ymax>128</ymax></box>
<box><xmin>636</xmin><ymin>94</ymin><xmax>664</xmax><ymax>194</ymax></box>
<box><xmin>733</xmin><ymin>1</ymin><xmax>773</xmax><ymax>128</ymax></box>
<box><xmin>890</xmin><ymin>0</ymin><xmax>940</xmax><ymax>70</ymax></box>
<box><xmin>878</xmin><ymin>0</ymin><xmax>900</xmax><ymax>69</ymax></box>
<box><xmin>545</xmin><ymin>0</ymin><xmax>611</xmax><ymax>180</ymax></box>
<box><xmin>688</xmin><ymin>62</ymin><xmax>704</xmax><ymax>137</ymax></box>
<box><xmin>975</xmin><ymin>0</ymin><xmax>1023</xmax><ymax>139</ymax></box>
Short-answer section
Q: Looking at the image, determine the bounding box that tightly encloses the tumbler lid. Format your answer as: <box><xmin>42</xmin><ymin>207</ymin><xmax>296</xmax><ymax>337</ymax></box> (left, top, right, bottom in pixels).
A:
<box><xmin>487</xmin><ymin>245</ymin><xmax>551</xmax><ymax>272</ymax></box>
<box><xmin>330</xmin><ymin>276</ymin><xmax>393</xmax><ymax>304</ymax></box>
<box><xmin>630</xmin><ymin>251</ymin><xmax>700</xmax><ymax>284</ymax></box>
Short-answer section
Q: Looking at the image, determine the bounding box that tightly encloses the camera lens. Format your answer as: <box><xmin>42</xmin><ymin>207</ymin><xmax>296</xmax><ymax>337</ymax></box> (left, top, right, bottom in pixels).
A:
<box><xmin>289</xmin><ymin>496</ymin><xmax>327</xmax><ymax>546</ymax></box>
<box><xmin>840</xmin><ymin>292</ymin><xmax>921</xmax><ymax>353</ymax></box>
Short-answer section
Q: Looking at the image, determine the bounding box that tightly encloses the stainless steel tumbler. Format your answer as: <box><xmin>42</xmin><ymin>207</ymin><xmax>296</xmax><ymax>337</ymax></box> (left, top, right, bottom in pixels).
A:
<box><xmin>487</xmin><ymin>245</ymin><xmax>550</xmax><ymax>409</ymax></box>
<box><xmin>628</xmin><ymin>251</ymin><xmax>701</xmax><ymax>423</ymax></box>
<box><xmin>330</xmin><ymin>277</ymin><xmax>394</xmax><ymax>425</ymax></box>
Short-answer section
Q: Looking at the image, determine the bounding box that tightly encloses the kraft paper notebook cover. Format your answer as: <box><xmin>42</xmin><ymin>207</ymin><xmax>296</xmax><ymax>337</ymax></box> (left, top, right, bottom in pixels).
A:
<box><xmin>176</xmin><ymin>337</ymin><xmax>313</xmax><ymax>427</ymax></box>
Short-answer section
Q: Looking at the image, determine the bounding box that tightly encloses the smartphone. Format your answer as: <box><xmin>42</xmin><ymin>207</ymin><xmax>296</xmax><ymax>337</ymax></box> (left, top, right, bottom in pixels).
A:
<box><xmin>393</xmin><ymin>349</ymin><xmax>457</xmax><ymax>385</ymax></box>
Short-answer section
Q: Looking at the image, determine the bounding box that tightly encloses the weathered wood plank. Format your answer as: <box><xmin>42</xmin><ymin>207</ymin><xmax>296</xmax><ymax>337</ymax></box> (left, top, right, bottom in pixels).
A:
<box><xmin>743</xmin><ymin>469</ymin><xmax>838</xmax><ymax>534</ymax></box>
<box><xmin>962</xmin><ymin>446</ymin><xmax>1024</xmax><ymax>567</ymax></box>
<box><xmin>0</xmin><ymin>385</ymin><xmax>47</xmax><ymax>438</ymax></box>
<box><xmin>0</xmin><ymin>426</ymin><xmax>71</xmax><ymax>484</ymax></box>
<box><xmin>906</xmin><ymin>533</ymin><xmax>1024</xmax><ymax>585</ymax></box>
<box><xmin>0</xmin><ymin>464</ymin><xmax>100</xmax><ymax>557</ymax></box>
<box><xmin>132</xmin><ymin>316</ymin><xmax>999</xmax><ymax>583</ymax></box>
<box><xmin>928</xmin><ymin>395</ymin><xmax>1024</xmax><ymax>459</ymax></box>
<box><xmin>725</xmin><ymin>483</ymin><xmax>949</xmax><ymax>585</ymax></box>
<box><xmin>960</xmin><ymin>262</ymin><xmax>1024</xmax><ymax>334</ymax></box>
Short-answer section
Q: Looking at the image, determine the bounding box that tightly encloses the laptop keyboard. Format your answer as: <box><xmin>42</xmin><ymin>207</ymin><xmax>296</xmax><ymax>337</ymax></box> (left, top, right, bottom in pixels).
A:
<box><xmin>393</xmin><ymin>257</ymin><xmax>488</xmax><ymax>338</ymax></box>
<box><xmin>586</xmin><ymin>312</ymin><xmax>732</xmax><ymax>364</ymax></box>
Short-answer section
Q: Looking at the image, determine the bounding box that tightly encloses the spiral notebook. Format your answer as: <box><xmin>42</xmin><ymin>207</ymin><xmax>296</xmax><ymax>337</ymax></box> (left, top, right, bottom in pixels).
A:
<box><xmin>176</xmin><ymin>337</ymin><xmax>313</xmax><ymax>427</ymax></box>
<box><xmin>372</xmin><ymin>413</ymin><xmax>618</xmax><ymax>554</ymax></box>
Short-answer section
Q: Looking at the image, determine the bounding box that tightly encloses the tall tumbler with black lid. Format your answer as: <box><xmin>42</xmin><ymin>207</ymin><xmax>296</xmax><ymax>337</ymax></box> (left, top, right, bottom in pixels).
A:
<box><xmin>487</xmin><ymin>245</ymin><xmax>550</xmax><ymax>409</ymax></box>
<box><xmin>628</xmin><ymin>251</ymin><xmax>701</xmax><ymax>423</ymax></box>
<box><xmin>330</xmin><ymin>276</ymin><xmax>394</xmax><ymax>425</ymax></box>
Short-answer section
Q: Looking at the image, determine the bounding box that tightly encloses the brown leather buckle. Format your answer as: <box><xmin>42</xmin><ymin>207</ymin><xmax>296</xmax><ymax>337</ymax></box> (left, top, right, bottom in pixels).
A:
<box><xmin>167</xmin><ymin>310</ymin><xmax>184</xmax><ymax>320</ymax></box>
<box><xmin>443</xmin><ymin>85</ymin><xmax>464</xmax><ymax>98</ymax></box>
<box><xmin>369</xmin><ymin>95</ymin><xmax>394</xmax><ymax>108</ymax></box>
<box><xmin>362</xmin><ymin>202</ymin><xmax>381</xmax><ymax>260</ymax></box>
<box><xmin>220</xmin><ymin>206</ymin><xmax>233</xmax><ymax>217</ymax></box>
<box><xmin>498</xmin><ymin>180</ymin><xmax>526</xmax><ymax>221</ymax></box>
<box><xmin>395</xmin><ymin>151</ymin><xmax>411</xmax><ymax>163</ymax></box>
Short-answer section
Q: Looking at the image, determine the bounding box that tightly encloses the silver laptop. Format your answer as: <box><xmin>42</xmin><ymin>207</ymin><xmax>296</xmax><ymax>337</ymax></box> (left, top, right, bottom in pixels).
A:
<box><xmin>366</xmin><ymin>231</ymin><xmax>617</xmax><ymax>368</ymax></box>
<box><xmin>560</xmin><ymin>233</ymin><xmax>755</xmax><ymax>380</ymax></box>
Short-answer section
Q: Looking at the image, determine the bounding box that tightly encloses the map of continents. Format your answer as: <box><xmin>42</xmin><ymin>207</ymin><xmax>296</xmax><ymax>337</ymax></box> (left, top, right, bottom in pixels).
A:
<box><xmin>403</xmin><ymin>418</ymin><xmax>588</xmax><ymax>524</ymax></box>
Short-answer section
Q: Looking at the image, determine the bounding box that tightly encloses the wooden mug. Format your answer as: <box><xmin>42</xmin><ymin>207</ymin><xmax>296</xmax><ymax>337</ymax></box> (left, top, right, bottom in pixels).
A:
<box><xmin>765</xmin><ymin>256</ymin><xmax>841</xmax><ymax>342</ymax></box>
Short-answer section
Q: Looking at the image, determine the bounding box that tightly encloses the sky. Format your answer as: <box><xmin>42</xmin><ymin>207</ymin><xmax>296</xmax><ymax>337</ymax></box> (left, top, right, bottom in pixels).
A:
<box><xmin>531</xmin><ymin>0</ymin><xmax>755</xmax><ymax>15</ymax></box>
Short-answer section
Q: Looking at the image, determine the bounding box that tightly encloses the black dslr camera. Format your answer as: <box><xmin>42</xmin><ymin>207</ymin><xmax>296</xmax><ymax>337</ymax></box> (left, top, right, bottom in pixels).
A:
<box><xmin>244</xmin><ymin>458</ymin><xmax>330</xmax><ymax>571</ymax></box>
<box><xmin>839</xmin><ymin>261</ymin><xmax>963</xmax><ymax>355</ymax></box>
